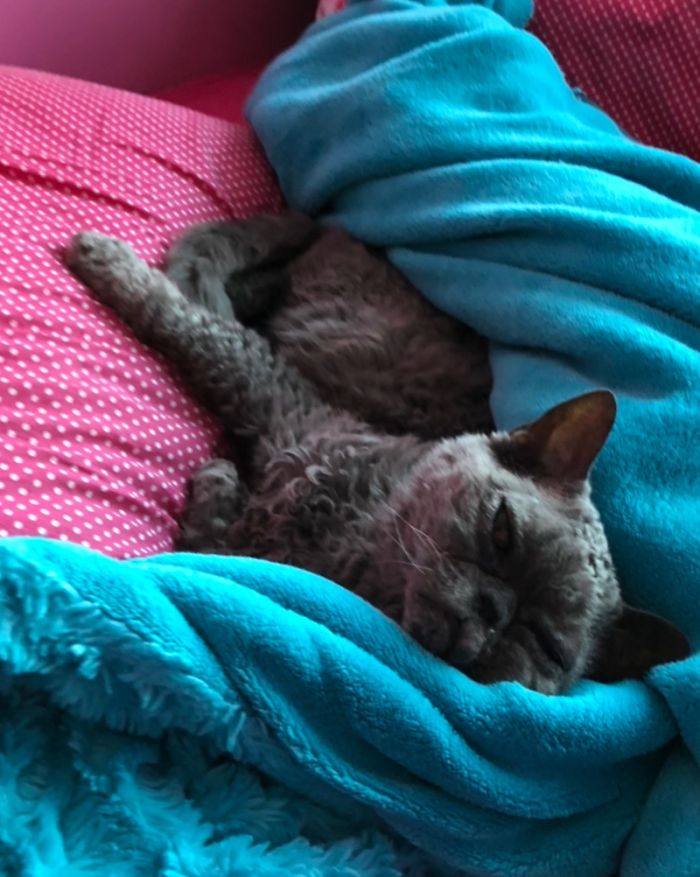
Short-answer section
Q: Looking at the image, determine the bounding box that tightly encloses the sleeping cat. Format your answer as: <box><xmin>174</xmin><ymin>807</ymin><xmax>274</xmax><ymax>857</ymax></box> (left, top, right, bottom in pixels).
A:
<box><xmin>165</xmin><ymin>213</ymin><xmax>494</xmax><ymax>441</ymax></box>
<box><xmin>66</xmin><ymin>215</ymin><xmax>689</xmax><ymax>693</ymax></box>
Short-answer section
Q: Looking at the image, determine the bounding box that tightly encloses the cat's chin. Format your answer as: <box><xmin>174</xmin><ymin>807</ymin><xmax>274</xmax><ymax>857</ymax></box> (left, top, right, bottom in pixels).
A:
<box><xmin>465</xmin><ymin>660</ymin><xmax>568</xmax><ymax>695</ymax></box>
<box><xmin>406</xmin><ymin>613</ymin><xmax>575</xmax><ymax>693</ymax></box>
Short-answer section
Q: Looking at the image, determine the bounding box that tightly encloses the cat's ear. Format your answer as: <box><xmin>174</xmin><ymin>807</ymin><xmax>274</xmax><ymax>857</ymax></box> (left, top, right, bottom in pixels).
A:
<box><xmin>507</xmin><ymin>390</ymin><xmax>617</xmax><ymax>482</ymax></box>
<box><xmin>588</xmin><ymin>605</ymin><xmax>691</xmax><ymax>683</ymax></box>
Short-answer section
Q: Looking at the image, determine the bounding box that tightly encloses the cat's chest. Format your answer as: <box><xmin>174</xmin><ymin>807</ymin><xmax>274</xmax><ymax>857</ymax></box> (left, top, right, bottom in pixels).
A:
<box><xmin>259</xmin><ymin>441</ymin><xmax>386</xmax><ymax>536</ymax></box>
<box><xmin>236</xmin><ymin>434</ymin><xmax>420</xmax><ymax>579</ymax></box>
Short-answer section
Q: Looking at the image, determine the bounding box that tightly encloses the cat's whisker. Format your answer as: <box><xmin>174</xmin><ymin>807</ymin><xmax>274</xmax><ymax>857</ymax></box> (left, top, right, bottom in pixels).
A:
<box><xmin>388</xmin><ymin>516</ymin><xmax>431</xmax><ymax>576</ymax></box>
<box><xmin>385</xmin><ymin>503</ymin><xmax>442</xmax><ymax>559</ymax></box>
<box><xmin>388</xmin><ymin>556</ymin><xmax>431</xmax><ymax>574</ymax></box>
<box><xmin>389</xmin><ymin>518</ymin><xmax>412</xmax><ymax>564</ymax></box>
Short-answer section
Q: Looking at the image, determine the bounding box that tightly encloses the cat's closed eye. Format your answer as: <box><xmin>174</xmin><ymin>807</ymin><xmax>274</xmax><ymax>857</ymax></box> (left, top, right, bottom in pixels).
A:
<box><xmin>470</xmin><ymin>498</ymin><xmax>515</xmax><ymax>576</ymax></box>
<box><xmin>491</xmin><ymin>498</ymin><xmax>514</xmax><ymax>555</ymax></box>
<box><xmin>529</xmin><ymin>623</ymin><xmax>573</xmax><ymax>672</ymax></box>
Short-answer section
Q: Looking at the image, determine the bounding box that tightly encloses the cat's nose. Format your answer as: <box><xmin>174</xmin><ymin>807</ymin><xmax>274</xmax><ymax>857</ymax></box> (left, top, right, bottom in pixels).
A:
<box><xmin>476</xmin><ymin>588</ymin><xmax>516</xmax><ymax>635</ymax></box>
<box><xmin>448</xmin><ymin>587</ymin><xmax>516</xmax><ymax>668</ymax></box>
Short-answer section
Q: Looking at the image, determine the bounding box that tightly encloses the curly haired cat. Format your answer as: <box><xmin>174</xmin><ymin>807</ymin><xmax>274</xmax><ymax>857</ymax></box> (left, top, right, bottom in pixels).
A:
<box><xmin>166</xmin><ymin>213</ymin><xmax>494</xmax><ymax>440</ymax></box>
<box><xmin>66</xmin><ymin>215</ymin><xmax>689</xmax><ymax>693</ymax></box>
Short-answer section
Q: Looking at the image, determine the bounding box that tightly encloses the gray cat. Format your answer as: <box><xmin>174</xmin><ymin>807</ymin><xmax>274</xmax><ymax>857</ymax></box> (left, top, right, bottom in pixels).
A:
<box><xmin>166</xmin><ymin>214</ymin><xmax>494</xmax><ymax>441</ymax></box>
<box><xmin>66</xmin><ymin>215</ymin><xmax>689</xmax><ymax>693</ymax></box>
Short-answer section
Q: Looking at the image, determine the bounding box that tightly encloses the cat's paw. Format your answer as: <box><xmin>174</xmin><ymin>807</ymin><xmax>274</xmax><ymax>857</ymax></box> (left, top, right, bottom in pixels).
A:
<box><xmin>187</xmin><ymin>458</ymin><xmax>242</xmax><ymax>508</ymax></box>
<box><xmin>178</xmin><ymin>459</ymin><xmax>246</xmax><ymax>552</ymax></box>
<box><xmin>66</xmin><ymin>232</ymin><xmax>152</xmax><ymax>314</ymax></box>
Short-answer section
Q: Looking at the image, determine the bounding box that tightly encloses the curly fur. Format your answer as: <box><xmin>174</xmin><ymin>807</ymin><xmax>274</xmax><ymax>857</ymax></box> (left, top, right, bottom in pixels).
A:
<box><xmin>66</xmin><ymin>216</ymin><xmax>689</xmax><ymax>693</ymax></box>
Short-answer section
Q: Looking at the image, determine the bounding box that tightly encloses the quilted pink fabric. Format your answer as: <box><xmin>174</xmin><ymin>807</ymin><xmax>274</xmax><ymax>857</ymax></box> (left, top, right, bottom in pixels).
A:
<box><xmin>315</xmin><ymin>0</ymin><xmax>700</xmax><ymax>160</ymax></box>
<box><xmin>529</xmin><ymin>0</ymin><xmax>700</xmax><ymax>162</ymax></box>
<box><xmin>0</xmin><ymin>66</ymin><xmax>282</xmax><ymax>557</ymax></box>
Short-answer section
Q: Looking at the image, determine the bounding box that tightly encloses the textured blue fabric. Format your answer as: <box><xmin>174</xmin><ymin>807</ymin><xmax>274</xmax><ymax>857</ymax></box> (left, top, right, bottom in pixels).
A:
<box><xmin>0</xmin><ymin>536</ymin><xmax>696</xmax><ymax>876</ymax></box>
<box><xmin>244</xmin><ymin>1</ymin><xmax>700</xmax><ymax>872</ymax></box>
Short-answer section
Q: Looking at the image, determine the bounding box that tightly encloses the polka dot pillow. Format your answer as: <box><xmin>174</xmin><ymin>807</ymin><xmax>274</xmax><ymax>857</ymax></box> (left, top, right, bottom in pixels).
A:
<box><xmin>0</xmin><ymin>66</ymin><xmax>282</xmax><ymax>557</ymax></box>
<box><xmin>529</xmin><ymin>0</ymin><xmax>700</xmax><ymax>161</ymax></box>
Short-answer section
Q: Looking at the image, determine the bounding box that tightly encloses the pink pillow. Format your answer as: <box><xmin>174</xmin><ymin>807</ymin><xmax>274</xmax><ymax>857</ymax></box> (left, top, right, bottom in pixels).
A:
<box><xmin>529</xmin><ymin>0</ymin><xmax>700</xmax><ymax>161</ymax></box>
<box><xmin>0</xmin><ymin>66</ymin><xmax>282</xmax><ymax>557</ymax></box>
<box><xmin>157</xmin><ymin>67</ymin><xmax>264</xmax><ymax>125</ymax></box>
<box><xmin>316</xmin><ymin>0</ymin><xmax>346</xmax><ymax>19</ymax></box>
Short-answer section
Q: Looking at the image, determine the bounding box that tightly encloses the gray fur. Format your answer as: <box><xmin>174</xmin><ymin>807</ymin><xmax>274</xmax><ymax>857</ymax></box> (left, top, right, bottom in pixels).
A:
<box><xmin>66</xmin><ymin>218</ymin><xmax>689</xmax><ymax>692</ymax></box>
<box><xmin>166</xmin><ymin>213</ymin><xmax>494</xmax><ymax>440</ymax></box>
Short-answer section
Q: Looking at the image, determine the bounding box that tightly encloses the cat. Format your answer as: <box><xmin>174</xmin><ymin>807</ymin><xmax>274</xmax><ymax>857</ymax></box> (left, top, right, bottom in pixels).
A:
<box><xmin>66</xmin><ymin>216</ymin><xmax>689</xmax><ymax>693</ymax></box>
<box><xmin>165</xmin><ymin>213</ymin><xmax>494</xmax><ymax>441</ymax></box>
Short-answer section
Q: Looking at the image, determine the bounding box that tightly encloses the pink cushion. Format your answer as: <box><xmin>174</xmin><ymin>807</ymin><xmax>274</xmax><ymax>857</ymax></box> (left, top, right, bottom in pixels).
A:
<box><xmin>158</xmin><ymin>67</ymin><xmax>264</xmax><ymax>125</ymax></box>
<box><xmin>0</xmin><ymin>66</ymin><xmax>282</xmax><ymax>557</ymax></box>
<box><xmin>529</xmin><ymin>0</ymin><xmax>700</xmax><ymax>161</ymax></box>
<box><xmin>316</xmin><ymin>0</ymin><xmax>345</xmax><ymax>18</ymax></box>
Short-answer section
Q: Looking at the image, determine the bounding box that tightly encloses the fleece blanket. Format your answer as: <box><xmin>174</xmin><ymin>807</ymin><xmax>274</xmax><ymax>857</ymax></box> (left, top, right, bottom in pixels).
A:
<box><xmin>0</xmin><ymin>537</ymin><xmax>696</xmax><ymax>877</ymax></box>
<box><xmin>245</xmin><ymin>0</ymin><xmax>700</xmax><ymax>871</ymax></box>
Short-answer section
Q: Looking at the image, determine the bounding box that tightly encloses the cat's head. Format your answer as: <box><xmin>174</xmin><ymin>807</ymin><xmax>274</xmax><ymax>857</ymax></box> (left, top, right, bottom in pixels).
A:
<box><xmin>386</xmin><ymin>391</ymin><xmax>689</xmax><ymax>693</ymax></box>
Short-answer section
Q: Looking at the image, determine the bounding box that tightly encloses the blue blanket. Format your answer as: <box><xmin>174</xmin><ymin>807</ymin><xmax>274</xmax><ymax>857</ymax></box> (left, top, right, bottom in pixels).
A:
<box><xmin>0</xmin><ymin>537</ymin><xmax>696</xmax><ymax>877</ymax></box>
<box><xmin>246</xmin><ymin>0</ymin><xmax>700</xmax><ymax>872</ymax></box>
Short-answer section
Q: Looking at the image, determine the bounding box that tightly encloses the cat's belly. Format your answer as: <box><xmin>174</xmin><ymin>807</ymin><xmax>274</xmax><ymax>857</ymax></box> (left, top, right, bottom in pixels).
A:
<box><xmin>267</xmin><ymin>227</ymin><xmax>494</xmax><ymax>439</ymax></box>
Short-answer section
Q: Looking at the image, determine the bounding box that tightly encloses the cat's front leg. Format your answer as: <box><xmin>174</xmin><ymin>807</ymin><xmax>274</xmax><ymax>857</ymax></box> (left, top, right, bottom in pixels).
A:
<box><xmin>67</xmin><ymin>230</ymin><xmax>331</xmax><ymax>451</ymax></box>
<box><xmin>165</xmin><ymin>213</ymin><xmax>317</xmax><ymax>322</ymax></box>
<box><xmin>66</xmin><ymin>232</ymin><xmax>186</xmax><ymax>334</ymax></box>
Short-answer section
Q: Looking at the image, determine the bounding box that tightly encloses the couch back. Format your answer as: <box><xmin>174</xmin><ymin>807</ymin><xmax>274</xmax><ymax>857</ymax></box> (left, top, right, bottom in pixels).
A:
<box><xmin>0</xmin><ymin>0</ymin><xmax>315</xmax><ymax>93</ymax></box>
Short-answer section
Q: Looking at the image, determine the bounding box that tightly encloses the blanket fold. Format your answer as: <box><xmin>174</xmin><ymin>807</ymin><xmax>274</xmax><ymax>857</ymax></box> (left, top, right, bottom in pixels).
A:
<box><xmin>0</xmin><ymin>535</ymin><xmax>696</xmax><ymax>876</ymax></box>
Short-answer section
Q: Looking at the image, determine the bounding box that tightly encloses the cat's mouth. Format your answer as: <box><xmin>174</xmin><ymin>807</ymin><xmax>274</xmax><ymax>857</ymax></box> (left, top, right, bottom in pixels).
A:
<box><xmin>403</xmin><ymin>591</ymin><xmax>576</xmax><ymax>683</ymax></box>
<box><xmin>403</xmin><ymin>591</ymin><xmax>500</xmax><ymax>670</ymax></box>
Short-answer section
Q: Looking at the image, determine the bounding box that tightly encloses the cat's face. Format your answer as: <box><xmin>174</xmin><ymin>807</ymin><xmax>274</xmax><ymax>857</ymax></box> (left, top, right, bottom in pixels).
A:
<box><xmin>386</xmin><ymin>392</ymin><xmax>689</xmax><ymax>693</ymax></box>
<box><xmin>395</xmin><ymin>437</ymin><xmax>618</xmax><ymax>693</ymax></box>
